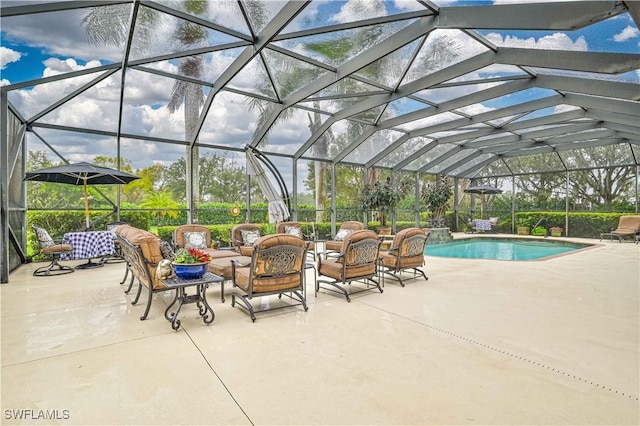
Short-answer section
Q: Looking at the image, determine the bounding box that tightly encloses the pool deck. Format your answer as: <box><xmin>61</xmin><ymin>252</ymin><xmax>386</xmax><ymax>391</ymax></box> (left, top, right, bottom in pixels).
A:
<box><xmin>1</xmin><ymin>233</ymin><xmax>638</xmax><ymax>425</ymax></box>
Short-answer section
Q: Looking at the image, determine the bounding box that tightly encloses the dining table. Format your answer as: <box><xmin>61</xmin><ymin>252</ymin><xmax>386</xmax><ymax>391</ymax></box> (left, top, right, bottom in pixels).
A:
<box><xmin>60</xmin><ymin>230</ymin><xmax>115</xmax><ymax>269</ymax></box>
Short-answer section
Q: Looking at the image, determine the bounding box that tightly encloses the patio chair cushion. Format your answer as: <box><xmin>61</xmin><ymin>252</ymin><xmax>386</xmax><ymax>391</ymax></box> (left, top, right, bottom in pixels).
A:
<box><xmin>241</xmin><ymin>229</ymin><xmax>261</xmax><ymax>246</ymax></box>
<box><xmin>284</xmin><ymin>225</ymin><xmax>302</xmax><ymax>238</ymax></box>
<box><xmin>183</xmin><ymin>231</ymin><xmax>208</xmax><ymax>249</ymax></box>
<box><xmin>334</xmin><ymin>228</ymin><xmax>352</xmax><ymax>241</ymax></box>
<box><xmin>34</xmin><ymin>226</ymin><xmax>55</xmax><ymax>248</ymax></box>
<box><xmin>159</xmin><ymin>240</ymin><xmax>175</xmax><ymax>261</ymax></box>
<box><xmin>208</xmin><ymin>255</ymin><xmax>251</xmax><ymax>279</ymax></box>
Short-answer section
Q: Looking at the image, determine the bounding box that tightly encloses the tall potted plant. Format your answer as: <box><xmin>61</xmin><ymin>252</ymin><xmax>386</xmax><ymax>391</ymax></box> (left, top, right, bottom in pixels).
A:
<box><xmin>361</xmin><ymin>177</ymin><xmax>411</xmax><ymax>232</ymax></box>
<box><xmin>421</xmin><ymin>176</ymin><xmax>452</xmax><ymax>228</ymax></box>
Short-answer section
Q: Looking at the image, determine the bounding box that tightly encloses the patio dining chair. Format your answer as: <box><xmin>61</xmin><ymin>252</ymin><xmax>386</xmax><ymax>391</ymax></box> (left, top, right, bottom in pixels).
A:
<box><xmin>32</xmin><ymin>225</ymin><xmax>75</xmax><ymax>277</ymax></box>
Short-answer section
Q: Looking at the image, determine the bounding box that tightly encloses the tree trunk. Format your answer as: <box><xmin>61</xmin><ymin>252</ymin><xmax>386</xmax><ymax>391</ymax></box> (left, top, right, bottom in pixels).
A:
<box><xmin>185</xmin><ymin>83</ymin><xmax>201</xmax><ymax>223</ymax></box>
<box><xmin>309</xmin><ymin>110</ymin><xmax>327</xmax><ymax>222</ymax></box>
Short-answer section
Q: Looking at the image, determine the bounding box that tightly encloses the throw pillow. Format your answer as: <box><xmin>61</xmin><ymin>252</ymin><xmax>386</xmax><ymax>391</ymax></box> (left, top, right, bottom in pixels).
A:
<box><xmin>183</xmin><ymin>231</ymin><xmax>207</xmax><ymax>249</ymax></box>
<box><xmin>159</xmin><ymin>240</ymin><xmax>176</xmax><ymax>261</ymax></box>
<box><xmin>334</xmin><ymin>228</ymin><xmax>353</xmax><ymax>241</ymax></box>
<box><xmin>241</xmin><ymin>229</ymin><xmax>261</xmax><ymax>246</ymax></box>
<box><xmin>284</xmin><ymin>225</ymin><xmax>302</xmax><ymax>238</ymax></box>
<box><xmin>34</xmin><ymin>227</ymin><xmax>54</xmax><ymax>248</ymax></box>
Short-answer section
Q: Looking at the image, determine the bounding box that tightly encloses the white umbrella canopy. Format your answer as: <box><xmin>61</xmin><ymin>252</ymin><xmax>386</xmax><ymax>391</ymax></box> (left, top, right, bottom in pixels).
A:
<box><xmin>246</xmin><ymin>150</ymin><xmax>290</xmax><ymax>224</ymax></box>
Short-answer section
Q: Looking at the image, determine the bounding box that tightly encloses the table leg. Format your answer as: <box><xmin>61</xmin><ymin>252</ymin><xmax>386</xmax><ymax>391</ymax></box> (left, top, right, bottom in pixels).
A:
<box><xmin>198</xmin><ymin>284</ymin><xmax>215</xmax><ymax>325</ymax></box>
<box><xmin>75</xmin><ymin>258</ymin><xmax>104</xmax><ymax>269</ymax></box>
<box><xmin>164</xmin><ymin>290</ymin><xmax>179</xmax><ymax>321</ymax></box>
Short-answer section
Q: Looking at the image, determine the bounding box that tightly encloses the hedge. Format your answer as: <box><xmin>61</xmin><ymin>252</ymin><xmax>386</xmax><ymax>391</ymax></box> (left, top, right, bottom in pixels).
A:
<box><xmin>26</xmin><ymin>210</ymin><xmax>639</xmax><ymax>261</ymax></box>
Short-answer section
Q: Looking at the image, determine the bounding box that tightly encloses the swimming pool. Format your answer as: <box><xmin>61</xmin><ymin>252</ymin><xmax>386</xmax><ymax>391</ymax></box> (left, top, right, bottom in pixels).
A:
<box><xmin>424</xmin><ymin>237</ymin><xmax>593</xmax><ymax>261</ymax></box>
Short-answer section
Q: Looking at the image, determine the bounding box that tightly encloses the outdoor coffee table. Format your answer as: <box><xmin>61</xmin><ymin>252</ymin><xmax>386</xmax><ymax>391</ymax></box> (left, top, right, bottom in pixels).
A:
<box><xmin>161</xmin><ymin>272</ymin><xmax>223</xmax><ymax>331</ymax></box>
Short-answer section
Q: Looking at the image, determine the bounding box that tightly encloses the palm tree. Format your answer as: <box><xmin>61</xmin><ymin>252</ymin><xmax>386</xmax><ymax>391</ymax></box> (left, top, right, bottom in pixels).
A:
<box><xmin>139</xmin><ymin>190</ymin><xmax>180</xmax><ymax>226</ymax></box>
<box><xmin>82</xmin><ymin>2</ymin><xmax>206</xmax><ymax>222</ymax></box>
<box><xmin>166</xmin><ymin>1</ymin><xmax>209</xmax><ymax>224</ymax></box>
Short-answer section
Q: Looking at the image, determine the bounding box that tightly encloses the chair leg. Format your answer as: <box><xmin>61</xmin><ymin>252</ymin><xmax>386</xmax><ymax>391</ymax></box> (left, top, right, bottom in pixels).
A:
<box><xmin>119</xmin><ymin>263</ymin><xmax>130</xmax><ymax>285</ymax></box>
<box><xmin>124</xmin><ymin>273</ymin><xmax>135</xmax><ymax>294</ymax></box>
<box><xmin>383</xmin><ymin>267</ymin><xmax>428</xmax><ymax>287</ymax></box>
<box><xmin>316</xmin><ymin>278</ymin><xmax>351</xmax><ymax>302</ymax></box>
<box><xmin>33</xmin><ymin>256</ymin><xmax>74</xmax><ymax>277</ymax></box>
<box><xmin>231</xmin><ymin>294</ymin><xmax>257</xmax><ymax>322</ymax></box>
<box><xmin>132</xmin><ymin>281</ymin><xmax>143</xmax><ymax>304</ymax></box>
<box><xmin>140</xmin><ymin>286</ymin><xmax>153</xmax><ymax>321</ymax></box>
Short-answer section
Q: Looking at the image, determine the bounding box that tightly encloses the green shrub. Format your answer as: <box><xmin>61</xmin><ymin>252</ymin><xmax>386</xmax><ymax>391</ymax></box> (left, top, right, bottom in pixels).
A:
<box><xmin>531</xmin><ymin>226</ymin><xmax>547</xmax><ymax>236</ymax></box>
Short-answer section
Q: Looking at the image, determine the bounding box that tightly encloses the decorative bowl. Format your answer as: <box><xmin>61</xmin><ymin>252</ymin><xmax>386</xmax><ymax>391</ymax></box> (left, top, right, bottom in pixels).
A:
<box><xmin>172</xmin><ymin>262</ymin><xmax>207</xmax><ymax>279</ymax></box>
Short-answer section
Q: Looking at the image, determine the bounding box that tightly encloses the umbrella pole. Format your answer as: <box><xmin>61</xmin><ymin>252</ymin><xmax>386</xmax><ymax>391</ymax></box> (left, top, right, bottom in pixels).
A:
<box><xmin>84</xmin><ymin>179</ymin><xmax>90</xmax><ymax>230</ymax></box>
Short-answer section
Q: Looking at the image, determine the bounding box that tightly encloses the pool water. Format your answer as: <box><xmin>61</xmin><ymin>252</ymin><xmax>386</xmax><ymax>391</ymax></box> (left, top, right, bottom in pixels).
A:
<box><xmin>424</xmin><ymin>238</ymin><xmax>591</xmax><ymax>261</ymax></box>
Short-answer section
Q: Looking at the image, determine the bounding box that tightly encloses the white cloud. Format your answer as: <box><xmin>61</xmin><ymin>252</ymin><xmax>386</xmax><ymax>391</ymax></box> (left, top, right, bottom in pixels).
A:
<box><xmin>329</xmin><ymin>0</ymin><xmax>388</xmax><ymax>24</ymax></box>
<box><xmin>1</xmin><ymin>79</ymin><xmax>11</xmax><ymax>87</ymax></box>
<box><xmin>485</xmin><ymin>32</ymin><xmax>588</xmax><ymax>51</ymax></box>
<box><xmin>1</xmin><ymin>47</ymin><xmax>22</xmax><ymax>70</ymax></box>
<box><xmin>613</xmin><ymin>25</ymin><xmax>639</xmax><ymax>42</ymax></box>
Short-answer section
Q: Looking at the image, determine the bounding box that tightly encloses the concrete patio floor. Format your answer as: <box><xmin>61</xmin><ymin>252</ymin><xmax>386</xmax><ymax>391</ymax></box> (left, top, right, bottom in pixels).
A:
<box><xmin>1</xmin><ymin>234</ymin><xmax>639</xmax><ymax>425</ymax></box>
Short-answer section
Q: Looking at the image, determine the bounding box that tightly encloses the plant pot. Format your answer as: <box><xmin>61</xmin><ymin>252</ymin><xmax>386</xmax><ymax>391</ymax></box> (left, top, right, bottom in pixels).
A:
<box><xmin>551</xmin><ymin>231</ymin><xmax>562</xmax><ymax>237</ymax></box>
<box><xmin>172</xmin><ymin>262</ymin><xmax>208</xmax><ymax>279</ymax></box>
<box><xmin>517</xmin><ymin>226</ymin><xmax>529</xmax><ymax>235</ymax></box>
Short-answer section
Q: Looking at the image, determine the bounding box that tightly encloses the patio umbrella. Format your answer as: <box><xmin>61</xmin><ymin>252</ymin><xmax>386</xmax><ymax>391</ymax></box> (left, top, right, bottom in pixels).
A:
<box><xmin>246</xmin><ymin>150</ymin><xmax>290</xmax><ymax>223</ymax></box>
<box><xmin>24</xmin><ymin>162</ymin><xmax>140</xmax><ymax>229</ymax></box>
<box><xmin>464</xmin><ymin>184</ymin><xmax>502</xmax><ymax>219</ymax></box>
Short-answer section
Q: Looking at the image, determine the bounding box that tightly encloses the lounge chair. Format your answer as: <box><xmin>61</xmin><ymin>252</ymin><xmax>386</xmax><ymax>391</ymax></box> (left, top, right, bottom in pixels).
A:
<box><xmin>600</xmin><ymin>215</ymin><xmax>640</xmax><ymax>243</ymax></box>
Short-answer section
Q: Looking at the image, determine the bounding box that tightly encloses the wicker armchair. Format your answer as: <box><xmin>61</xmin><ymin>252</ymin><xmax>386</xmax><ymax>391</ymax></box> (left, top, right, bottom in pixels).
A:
<box><xmin>230</xmin><ymin>234</ymin><xmax>308</xmax><ymax>322</ymax></box>
<box><xmin>316</xmin><ymin>229</ymin><xmax>382</xmax><ymax>302</ymax></box>
<box><xmin>378</xmin><ymin>228</ymin><xmax>428</xmax><ymax>287</ymax></box>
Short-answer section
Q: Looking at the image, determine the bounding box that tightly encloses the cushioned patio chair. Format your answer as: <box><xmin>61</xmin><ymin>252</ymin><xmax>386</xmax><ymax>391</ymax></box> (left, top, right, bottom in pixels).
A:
<box><xmin>325</xmin><ymin>221</ymin><xmax>366</xmax><ymax>253</ymax></box>
<box><xmin>316</xmin><ymin>229</ymin><xmax>382</xmax><ymax>302</ymax></box>
<box><xmin>230</xmin><ymin>223</ymin><xmax>263</xmax><ymax>256</ymax></box>
<box><xmin>230</xmin><ymin>234</ymin><xmax>308</xmax><ymax>322</ymax></box>
<box><xmin>600</xmin><ymin>215</ymin><xmax>640</xmax><ymax>243</ymax></box>
<box><xmin>276</xmin><ymin>221</ymin><xmax>316</xmax><ymax>260</ymax></box>
<box><xmin>173</xmin><ymin>224</ymin><xmax>238</xmax><ymax>259</ymax></box>
<box><xmin>378</xmin><ymin>228</ymin><xmax>428</xmax><ymax>287</ymax></box>
<box><xmin>32</xmin><ymin>225</ymin><xmax>75</xmax><ymax>277</ymax></box>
